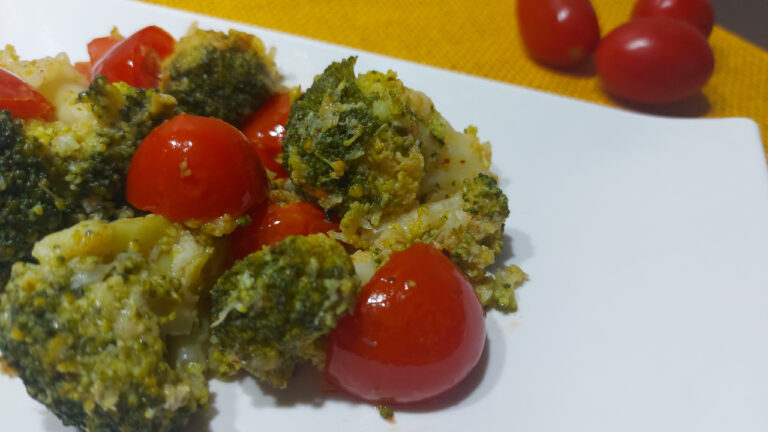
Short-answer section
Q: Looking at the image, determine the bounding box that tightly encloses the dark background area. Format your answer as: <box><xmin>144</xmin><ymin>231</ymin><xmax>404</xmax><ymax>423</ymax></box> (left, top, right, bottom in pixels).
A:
<box><xmin>711</xmin><ymin>0</ymin><xmax>768</xmax><ymax>48</ymax></box>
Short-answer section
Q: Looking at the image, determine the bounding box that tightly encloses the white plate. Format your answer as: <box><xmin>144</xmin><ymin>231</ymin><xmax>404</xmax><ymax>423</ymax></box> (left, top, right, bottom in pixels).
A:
<box><xmin>2</xmin><ymin>1</ymin><xmax>768</xmax><ymax>431</ymax></box>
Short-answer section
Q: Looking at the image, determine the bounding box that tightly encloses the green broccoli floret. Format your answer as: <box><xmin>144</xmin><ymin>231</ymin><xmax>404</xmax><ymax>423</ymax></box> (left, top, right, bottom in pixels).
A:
<box><xmin>161</xmin><ymin>27</ymin><xmax>280</xmax><ymax>126</ymax></box>
<box><xmin>350</xmin><ymin>173</ymin><xmax>524</xmax><ymax>311</ymax></box>
<box><xmin>0</xmin><ymin>111</ymin><xmax>63</xmax><ymax>284</ymax></box>
<box><xmin>0</xmin><ymin>77</ymin><xmax>176</xmax><ymax>286</ymax></box>
<box><xmin>474</xmin><ymin>264</ymin><xmax>527</xmax><ymax>313</ymax></box>
<box><xmin>0</xmin><ymin>215</ymin><xmax>223</xmax><ymax>431</ymax></box>
<box><xmin>209</xmin><ymin>234</ymin><xmax>360</xmax><ymax>388</ymax></box>
<box><xmin>283</xmin><ymin>57</ymin><xmax>426</xmax><ymax>238</ymax></box>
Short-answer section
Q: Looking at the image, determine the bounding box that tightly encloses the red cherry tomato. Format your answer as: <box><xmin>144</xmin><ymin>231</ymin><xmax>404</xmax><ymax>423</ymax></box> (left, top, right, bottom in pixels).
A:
<box><xmin>90</xmin><ymin>26</ymin><xmax>175</xmax><ymax>88</ymax></box>
<box><xmin>87</xmin><ymin>34</ymin><xmax>124</xmax><ymax>64</ymax></box>
<box><xmin>241</xmin><ymin>93</ymin><xmax>291</xmax><ymax>179</ymax></box>
<box><xmin>126</xmin><ymin>113</ymin><xmax>268</xmax><ymax>221</ymax></box>
<box><xmin>595</xmin><ymin>17</ymin><xmax>714</xmax><ymax>105</ymax></box>
<box><xmin>517</xmin><ymin>0</ymin><xmax>601</xmax><ymax>68</ymax></box>
<box><xmin>0</xmin><ymin>67</ymin><xmax>55</xmax><ymax>121</ymax></box>
<box><xmin>325</xmin><ymin>242</ymin><xmax>485</xmax><ymax>404</ymax></box>
<box><xmin>73</xmin><ymin>62</ymin><xmax>91</xmax><ymax>77</ymax></box>
<box><xmin>229</xmin><ymin>202</ymin><xmax>339</xmax><ymax>261</ymax></box>
<box><xmin>632</xmin><ymin>0</ymin><xmax>714</xmax><ymax>37</ymax></box>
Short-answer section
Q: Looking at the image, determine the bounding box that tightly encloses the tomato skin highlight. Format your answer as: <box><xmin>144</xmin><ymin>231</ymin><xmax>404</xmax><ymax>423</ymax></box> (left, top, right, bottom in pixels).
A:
<box><xmin>595</xmin><ymin>17</ymin><xmax>714</xmax><ymax>105</ymax></box>
<box><xmin>325</xmin><ymin>243</ymin><xmax>486</xmax><ymax>404</ymax></box>
<box><xmin>631</xmin><ymin>0</ymin><xmax>714</xmax><ymax>37</ymax></box>
<box><xmin>517</xmin><ymin>0</ymin><xmax>601</xmax><ymax>68</ymax></box>
<box><xmin>126</xmin><ymin>113</ymin><xmax>268</xmax><ymax>221</ymax></box>
<box><xmin>0</xmin><ymin>67</ymin><xmax>55</xmax><ymax>121</ymax></box>
<box><xmin>90</xmin><ymin>25</ymin><xmax>175</xmax><ymax>88</ymax></box>
<box><xmin>241</xmin><ymin>93</ymin><xmax>291</xmax><ymax>179</ymax></box>
<box><xmin>229</xmin><ymin>202</ymin><xmax>339</xmax><ymax>262</ymax></box>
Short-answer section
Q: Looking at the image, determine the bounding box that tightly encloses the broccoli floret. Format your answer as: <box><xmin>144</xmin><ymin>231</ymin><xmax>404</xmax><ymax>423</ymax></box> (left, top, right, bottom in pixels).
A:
<box><xmin>474</xmin><ymin>264</ymin><xmax>527</xmax><ymax>313</ymax></box>
<box><xmin>0</xmin><ymin>77</ymin><xmax>176</xmax><ymax>286</ymax></box>
<box><xmin>161</xmin><ymin>27</ymin><xmax>280</xmax><ymax>126</ymax></box>
<box><xmin>283</xmin><ymin>57</ymin><xmax>426</xmax><ymax>236</ymax></box>
<box><xmin>209</xmin><ymin>234</ymin><xmax>359</xmax><ymax>388</ymax></box>
<box><xmin>0</xmin><ymin>215</ymin><xmax>224</xmax><ymax>431</ymax></box>
<box><xmin>283</xmin><ymin>57</ymin><xmax>493</xmax><ymax>248</ymax></box>
<box><xmin>0</xmin><ymin>112</ymin><xmax>63</xmax><ymax>284</ymax></box>
<box><xmin>350</xmin><ymin>173</ymin><xmax>522</xmax><ymax>311</ymax></box>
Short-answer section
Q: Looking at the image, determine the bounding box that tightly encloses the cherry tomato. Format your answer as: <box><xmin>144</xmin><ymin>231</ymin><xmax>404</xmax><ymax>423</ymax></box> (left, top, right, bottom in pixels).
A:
<box><xmin>126</xmin><ymin>113</ymin><xmax>268</xmax><ymax>221</ymax></box>
<box><xmin>73</xmin><ymin>62</ymin><xmax>91</xmax><ymax>77</ymax></box>
<box><xmin>0</xmin><ymin>67</ymin><xmax>55</xmax><ymax>121</ymax></box>
<box><xmin>632</xmin><ymin>0</ymin><xmax>714</xmax><ymax>37</ymax></box>
<box><xmin>87</xmin><ymin>34</ymin><xmax>124</xmax><ymax>64</ymax></box>
<box><xmin>517</xmin><ymin>0</ymin><xmax>601</xmax><ymax>68</ymax></box>
<box><xmin>229</xmin><ymin>202</ymin><xmax>339</xmax><ymax>261</ymax></box>
<box><xmin>595</xmin><ymin>17</ymin><xmax>714</xmax><ymax>105</ymax></box>
<box><xmin>241</xmin><ymin>93</ymin><xmax>291</xmax><ymax>179</ymax></box>
<box><xmin>325</xmin><ymin>242</ymin><xmax>485</xmax><ymax>404</ymax></box>
<box><xmin>90</xmin><ymin>26</ymin><xmax>175</xmax><ymax>88</ymax></box>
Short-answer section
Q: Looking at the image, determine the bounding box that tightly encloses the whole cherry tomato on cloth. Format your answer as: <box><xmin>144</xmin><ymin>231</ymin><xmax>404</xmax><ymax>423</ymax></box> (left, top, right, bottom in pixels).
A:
<box><xmin>632</xmin><ymin>0</ymin><xmax>714</xmax><ymax>37</ymax></box>
<box><xmin>0</xmin><ymin>67</ymin><xmax>55</xmax><ymax>121</ymax></box>
<box><xmin>517</xmin><ymin>0</ymin><xmax>601</xmax><ymax>68</ymax></box>
<box><xmin>90</xmin><ymin>25</ymin><xmax>175</xmax><ymax>88</ymax></box>
<box><xmin>127</xmin><ymin>113</ymin><xmax>268</xmax><ymax>221</ymax></box>
<box><xmin>595</xmin><ymin>17</ymin><xmax>714</xmax><ymax>105</ymax></box>
<box><xmin>325</xmin><ymin>242</ymin><xmax>486</xmax><ymax>404</ymax></box>
<box><xmin>241</xmin><ymin>92</ymin><xmax>291</xmax><ymax>179</ymax></box>
<box><xmin>228</xmin><ymin>202</ymin><xmax>339</xmax><ymax>262</ymax></box>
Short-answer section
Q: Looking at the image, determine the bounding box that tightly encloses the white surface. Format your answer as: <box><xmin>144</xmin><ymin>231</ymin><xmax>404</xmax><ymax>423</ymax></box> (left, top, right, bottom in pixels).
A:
<box><xmin>2</xmin><ymin>0</ymin><xmax>768</xmax><ymax>431</ymax></box>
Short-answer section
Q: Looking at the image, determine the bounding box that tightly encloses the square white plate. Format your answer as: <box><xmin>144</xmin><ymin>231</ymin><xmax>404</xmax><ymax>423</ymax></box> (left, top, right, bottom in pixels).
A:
<box><xmin>1</xmin><ymin>1</ymin><xmax>767</xmax><ymax>431</ymax></box>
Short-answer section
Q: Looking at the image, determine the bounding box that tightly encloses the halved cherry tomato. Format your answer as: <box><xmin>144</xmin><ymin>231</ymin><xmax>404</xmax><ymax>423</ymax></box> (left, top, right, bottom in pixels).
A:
<box><xmin>229</xmin><ymin>202</ymin><xmax>338</xmax><ymax>261</ymax></box>
<box><xmin>517</xmin><ymin>0</ymin><xmax>601</xmax><ymax>68</ymax></box>
<box><xmin>87</xmin><ymin>34</ymin><xmax>124</xmax><ymax>64</ymax></box>
<box><xmin>126</xmin><ymin>113</ymin><xmax>268</xmax><ymax>221</ymax></box>
<box><xmin>595</xmin><ymin>17</ymin><xmax>714</xmax><ymax>104</ymax></box>
<box><xmin>241</xmin><ymin>93</ymin><xmax>291</xmax><ymax>179</ymax></box>
<box><xmin>632</xmin><ymin>0</ymin><xmax>714</xmax><ymax>37</ymax></box>
<box><xmin>75</xmin><ymin>33</ymin><xmax>125</xmax><ymax>78</ymax></box>
<box><xmin>0</xmin><ymin>67</ymin><xmax>55</xmax><ymax>121</ymax></box>
<box><xmin>325</xmin><ymin>242</ymin><xmax>486</xmax><ymax>404</ymax></box>
<box><xmin>90</xmin><ymin>26</ymin><xmax>175</xmax><ymax>88</ymax></box>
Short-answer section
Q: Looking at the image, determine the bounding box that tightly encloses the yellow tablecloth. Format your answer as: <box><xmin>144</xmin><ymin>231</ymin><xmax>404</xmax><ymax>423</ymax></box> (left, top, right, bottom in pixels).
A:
<box><xmin>142</xmin><ymin>0</ymin><xmax>768</xmax><ymax>153</ymax></box>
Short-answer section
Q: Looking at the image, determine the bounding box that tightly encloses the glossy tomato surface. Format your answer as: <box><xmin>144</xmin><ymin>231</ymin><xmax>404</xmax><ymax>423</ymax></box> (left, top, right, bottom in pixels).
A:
<box><xmin>0</xmin><ymin>67</ymin><xmax>55</xmax><ymax>121</ymax></box>
<box><xmin>87</xmin><ymin>34</ymin><xmax>124</xmax><ymax>64</ymax></box>
<box><xmin>517</xmin><ymin>0</ymin><xmax>601</xmax><ymax>68</ymax></box>
<box><xmin>595</xmin><ymin>17</ymin><xmax>714</xmax><ymax>105</ymax></box>
<box><xmin>126</xmin><ymin>113</ymin><xmax>267</xmax><ymax>221</ymax></box>
<box><xmin>325</xmin><ymin>242</ymin><xmax>486</xmax><ymax>404</ymax></box>
<box><xmin>632</xmin><ymin>0</ymin><xmax>714</xmax><ymax>37</ymax></box>
<box><xmin>229</xmin><ymin>202</ymin><xmax>338</xmax><ymax>261</ymax></box>
<box><xmin>241</xmin><ymin>93</ymin><xmax>291</xmax><ymax>179</ymax></box>
<box><xmin>75</xmin><ymin>34</ymin><xmax>124</xmax><ymax>77</ymax></box>
<box><xmin>90</xmin><ymin>25</ymin><xmax>175</xmax><ymax>88</ymax></box>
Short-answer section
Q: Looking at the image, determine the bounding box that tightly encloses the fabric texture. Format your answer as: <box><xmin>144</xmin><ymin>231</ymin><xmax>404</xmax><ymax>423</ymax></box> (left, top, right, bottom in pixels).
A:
<box><xmin>140</xmin><ymin>0</ymin><xmax>768</xmax><ymax>152</ymax></box>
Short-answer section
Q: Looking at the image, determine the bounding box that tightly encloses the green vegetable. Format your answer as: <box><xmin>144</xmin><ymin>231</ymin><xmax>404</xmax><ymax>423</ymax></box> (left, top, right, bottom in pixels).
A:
<box><xmin>161</xmin><ymin>27</ymin><xmax>280</xmax><ymax>126</ymax></box>
<box><xmin>0</xmin><ymin>77</ymin><xmax>176</xmax><ymax>286</ymax></box>
<box><xmin>209</xmin><ymin>234</ymin><xmax>360</xmax><ymax>388</ymax></box>
<box><xmin>283</xmin><ymin>57</ymin><xmax>521</xmax><ymax>312</ymax></box>
<box><xmin>0</xmin><ymin>215</ymin><xmax>223</xmax><ymax>431</ymax></box>
<box><xmin>350</xmin><ymin>173</ymin><xmax>521</xmax><ymax>311</ymax></box>
<box><xmin>282</xmin><ymin>57</ymin><xmax>425</xmax><ymax>236</ymax></box>
<box><xmin>376</xmin><ymin>405</ymin><xmax>395</xmax><ymax>420</ymax></box>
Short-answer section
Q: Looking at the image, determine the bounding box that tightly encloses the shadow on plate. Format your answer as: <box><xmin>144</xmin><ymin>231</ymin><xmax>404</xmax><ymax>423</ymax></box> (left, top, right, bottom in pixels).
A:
<box><xmin>607</xmin><ymin>92</ymin><xmax>711</xmax><ymax>118</ymax></box>
<box><xmin>491</xmin><ymin>231</ymin><xmax>534</xmax><ymax>269</ymax></box>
